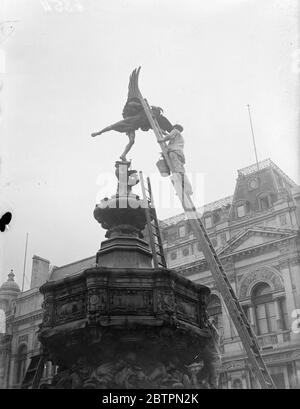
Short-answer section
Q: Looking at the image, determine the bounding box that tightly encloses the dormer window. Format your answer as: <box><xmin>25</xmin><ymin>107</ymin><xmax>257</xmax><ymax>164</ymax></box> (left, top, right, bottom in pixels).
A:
<box><xmin>205</xmin><ymin>216</ymin><xmax>212</xmax><ymax>229</ymax></box>
<box><xmin>178</xmin><ymin>225</ymin><xmax>185</xmax><ymax>237</ymax></box>
<box><xmin>260</xmin><ymin>196</ymin><xmax>270</xmax><ymax>211</ymax></box>
<box><xmin>213</xmin><ymin>211</ymin><xmax>221</xmax><ymax>224</ymax></box>
<box><xmin>237</xmin><ymin>204</ymin><xmax>245</xmax><ymax>218</ymax></box>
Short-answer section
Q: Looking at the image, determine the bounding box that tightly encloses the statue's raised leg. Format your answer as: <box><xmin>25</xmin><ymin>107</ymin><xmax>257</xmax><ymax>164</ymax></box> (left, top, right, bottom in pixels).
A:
<box><xmin>91</xmin><ymin>125</ymin><xmax>113</xmax><ymax>137</ymax></box>
<box><xmin>120</xmin><ymin>131</ymin><xmax>135</xmax><ymax>161</ymax></box>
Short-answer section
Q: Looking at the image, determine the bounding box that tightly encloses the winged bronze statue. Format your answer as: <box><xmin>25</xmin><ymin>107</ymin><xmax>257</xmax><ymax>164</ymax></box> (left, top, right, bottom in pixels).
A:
<box><xmin>91</xmin><ymin>67</ymin><xmax>173</xmax><ymax>161</ymax></box>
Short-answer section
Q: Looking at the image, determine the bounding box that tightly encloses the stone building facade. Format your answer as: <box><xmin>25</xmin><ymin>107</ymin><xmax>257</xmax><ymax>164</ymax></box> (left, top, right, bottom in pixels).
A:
<box><xmin>0</xmin><ymin>255</ymin><xmax>96</xmax><ymax>389</ymax></box>
<box><xmin>1</xmin><ymin>158</ymin><xmax>300</xmax><ymax>388</ymax></box>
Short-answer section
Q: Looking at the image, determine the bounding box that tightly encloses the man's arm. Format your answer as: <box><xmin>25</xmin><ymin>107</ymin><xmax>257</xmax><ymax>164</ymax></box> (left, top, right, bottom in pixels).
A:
<box><xmin>91</xmin><ymin>131</ymin><xmax>101</xmax><ymax>137</ymax></box>
<box><xmin>160</xmin><ymin>129</ymin><xmax>176</xmax><ymax>142</ymax></box>
<box><xmin>161</xmin><ymin>134</ymin><xmax>172</xmax><ymax>142</ymax></box>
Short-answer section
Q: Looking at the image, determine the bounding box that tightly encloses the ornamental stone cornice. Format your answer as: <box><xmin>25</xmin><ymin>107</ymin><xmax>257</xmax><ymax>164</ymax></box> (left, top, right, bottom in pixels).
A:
<box><xmin>219</xmin><ymin>227</ymin><xmax>298</xmax><ymax>257</ymax></box>
<box><xmin>12</xmin><ymin>311</ymin><xmax>43</xmax><ymax>327</ymax></box>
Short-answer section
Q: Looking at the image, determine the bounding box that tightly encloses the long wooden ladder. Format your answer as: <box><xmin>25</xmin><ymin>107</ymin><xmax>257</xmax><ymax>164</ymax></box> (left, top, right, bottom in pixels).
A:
<box><xmin>132</xmin><ymin>68</ymin><xmax>275</xmax><ymax>389</ymax></box>
<box><xmin>140</xmin><ymin>171</ymin><xmax>167</xmax><ymax>268</ymax></box>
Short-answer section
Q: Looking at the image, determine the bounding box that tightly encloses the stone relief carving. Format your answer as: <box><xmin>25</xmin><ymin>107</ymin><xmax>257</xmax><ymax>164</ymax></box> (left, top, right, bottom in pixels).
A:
<box><xmin>49</xmin><ymin>352</ymin><xmax>214</xmax><ymax>389</ymax></box>
<box><xmin>109</xmin><ymin>290</ymin><xmax>153</xmax><ymax>314</ymax></box>
<box><xmin>175</xmin><ymin>296</ymin><xmax>198</xmax><ymax>323</ymax></box>
<box><xmin>87</xmin><ymin>290</ymin><xmax>107</xmax><ymax>324</ymax></box>
<box><xmin>41</xmin><ymin>300</ymin><xmax>53</xmax><ymax>326</ymax></box>
<box><xmin>156</xmin><ymin>291</ymin><xmax>175</xmax><ymax>314</ymax></box>
<box><xmin>55</xmin><ymin>295</ymin><xmax>86</xmax><ymax>322</ymax></box>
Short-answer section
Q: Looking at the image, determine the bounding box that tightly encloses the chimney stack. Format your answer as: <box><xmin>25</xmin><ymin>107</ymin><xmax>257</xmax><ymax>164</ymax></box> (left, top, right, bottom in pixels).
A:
<box><xmin>30</xmin><ymin>255</ymin><xmax>50</xmax><ymax>289</ymax></box>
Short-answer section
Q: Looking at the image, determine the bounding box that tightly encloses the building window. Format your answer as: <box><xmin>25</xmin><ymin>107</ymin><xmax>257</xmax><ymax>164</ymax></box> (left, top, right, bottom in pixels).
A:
<box><xmin>170</xmin><ymin>252</ymin><xmax>177</xmax><ymax>261</ymax></box>
<box><xmin>178</xmin><ymin>225</ymin><xmax>185</xmax><ymax>237</ymax></box>
<box><xmin>15</xmin><ymin>344</ymin><xmax>28</xmax><ymax>385</ymax></box>
<box><xmin>205</xmin><ymin>216</ymin><xmax>212</xmax><ymax>229</ymax></box>
<box><xmin>162</xmin><ymin>231</ymin><xmax>168</xmax><ymax>241</ymax></box>
<box><xmin>207</xmin><ymin>295</ymin><xmax>223</xmax><ymax>332</ymax></box>
<box><xmin>270</xmin><ymin>368</ymin><xmax>286</xmax><ymax>389</ymax></box>
<box><xmin>251</xmin><ymin>283</ymin><xmax>277</xmax><ymax>335</ymax></box>
<box><xmin>220</xmin><ymin>233</ymin><xmax>227</xmax><ymax>246</ymax></box>
<box><xmin>213</xmin><ymin>211</ymin><xmax>221</xmax><ymax>224</ymax></box>
<box><xmin>237</xmin><ymin>204</ymin><xmax>245</xmax><ymax>218</ymax></box>
<box><xmin>186</xmin><ymin>223</ymin><xmax>193</xmax><ymax>235</ymax></box>
<box><xmin>182</xmin><ymin>247</ymin><xmax>189</xmax><ymax>257</ymax></box>
<box><xmin>259</xmin><ymin>196</ymin><xmax>270</xmax><ymax>211</ymax></box>
<box><xmin>43</xmin><ymin>361</ymin><xmax>52</xmax><ymax>379</ymax></box>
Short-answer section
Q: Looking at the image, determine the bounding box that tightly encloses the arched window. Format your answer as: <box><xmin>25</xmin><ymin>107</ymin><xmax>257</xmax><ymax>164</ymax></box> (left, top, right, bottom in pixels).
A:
<box><xmin>207</xmin><ymin>295</ymin><xmax>223</xmax><ymax>333</ymax></box>
<box><xmin>0</xmin><ymin>309</ymin><xmax>5</xmax><ymax>334</ymax></box>
<box><xmin>252</xmin><ymin>283</ymin><xmax>277</xmax><ymax>335</ymax></box>
<box><xmin>15</xmin><ymin>344</ymin><xmax>28</xmax><ymax>385</ymax></box>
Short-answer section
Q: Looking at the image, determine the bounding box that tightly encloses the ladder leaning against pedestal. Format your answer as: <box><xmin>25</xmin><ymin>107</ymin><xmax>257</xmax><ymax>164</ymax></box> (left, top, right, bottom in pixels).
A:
<box><xmin>139</xmin><ymin>171</ymin><xmax>167</xmax><ymax>269</ymax></box>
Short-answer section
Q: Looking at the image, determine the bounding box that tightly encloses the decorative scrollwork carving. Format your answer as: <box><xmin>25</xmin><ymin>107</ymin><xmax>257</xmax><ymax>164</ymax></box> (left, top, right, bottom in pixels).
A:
<box><xmin>239</xmin><ymin>267</ymin><xmax>283</xmax><ymax>299</ymax></box>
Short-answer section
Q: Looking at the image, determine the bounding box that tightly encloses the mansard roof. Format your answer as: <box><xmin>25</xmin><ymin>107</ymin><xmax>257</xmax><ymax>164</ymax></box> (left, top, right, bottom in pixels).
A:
<box><xmin>49</xmin><ymin>256</ymin><xmax>96</xmax><ymax>281</ymax></box>
<box><xmin>237</xmin><ymin>158</ymin><xmax>296</xmax><ymax>187</ymax></box>
<box><xmin>160</xmin><ymin>195</ymin><xmax>233</xmax><ymax>227</ymax></box>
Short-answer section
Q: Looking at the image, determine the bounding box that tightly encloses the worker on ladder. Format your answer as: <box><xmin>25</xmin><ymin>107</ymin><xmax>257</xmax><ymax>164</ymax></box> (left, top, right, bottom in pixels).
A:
<box><xmin>160</xmin><ymin>124</ymin><xmax>193</xmax><ymax>196</ymax></box>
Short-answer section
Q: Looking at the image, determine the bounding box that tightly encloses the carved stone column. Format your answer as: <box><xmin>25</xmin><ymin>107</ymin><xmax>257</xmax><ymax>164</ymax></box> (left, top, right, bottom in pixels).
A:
<box><xmin>248</xmin><ymin>305</ymin><xmax>256</xmax><ymax>333</ymax></box>
<box><xmin>220</xmin><ymin>297</ymin><xmax>232</xmax><ymax>341</ymax></box>
<box><xmin>279</xmin><ymin>260</ymin><xmax>296</xmax><ymax>316</ymax></box>
<box><xmin>289</xmin><ymin>258</ymin><xmax>300</xmax><ymax>309</ymax></box>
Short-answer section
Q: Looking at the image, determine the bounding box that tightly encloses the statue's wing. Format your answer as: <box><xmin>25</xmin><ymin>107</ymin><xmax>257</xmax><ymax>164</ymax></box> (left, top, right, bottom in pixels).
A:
<box><xmin>122</xmin><ymin>67</ymin><xmax>143</xmax><ymax>117</ymax></box>
<box><xmin>126</xmin><ymin>67</ymin><xmax>142</xmax><ymax>102</ymax></box>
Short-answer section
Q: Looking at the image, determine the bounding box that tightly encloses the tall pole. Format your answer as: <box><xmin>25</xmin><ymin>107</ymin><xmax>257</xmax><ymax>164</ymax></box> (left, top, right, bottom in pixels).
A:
<box><xmin>21</xmin><ymin>233</ymin><xmax>29</xmax><ymax>292</ymax></box>
<box><xmin>247</xmin><ymin>104</ymin><xmax>259</xmax><ymax>171</ymax></box>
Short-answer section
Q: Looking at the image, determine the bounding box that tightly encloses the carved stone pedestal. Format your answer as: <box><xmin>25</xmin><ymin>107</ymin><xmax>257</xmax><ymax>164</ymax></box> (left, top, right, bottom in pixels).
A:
<box><xmin>39</xmin><ymin>162</ymin><xmax>214</xmax><ymax>389</ymax></box>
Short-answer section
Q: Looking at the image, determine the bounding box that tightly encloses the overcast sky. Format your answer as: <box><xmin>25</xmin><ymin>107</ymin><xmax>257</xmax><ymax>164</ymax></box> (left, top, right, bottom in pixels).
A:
<box><xmin>0</xmin><ymin>0</ymin><xmax>299</xmax><ymax>288</ymax></box>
